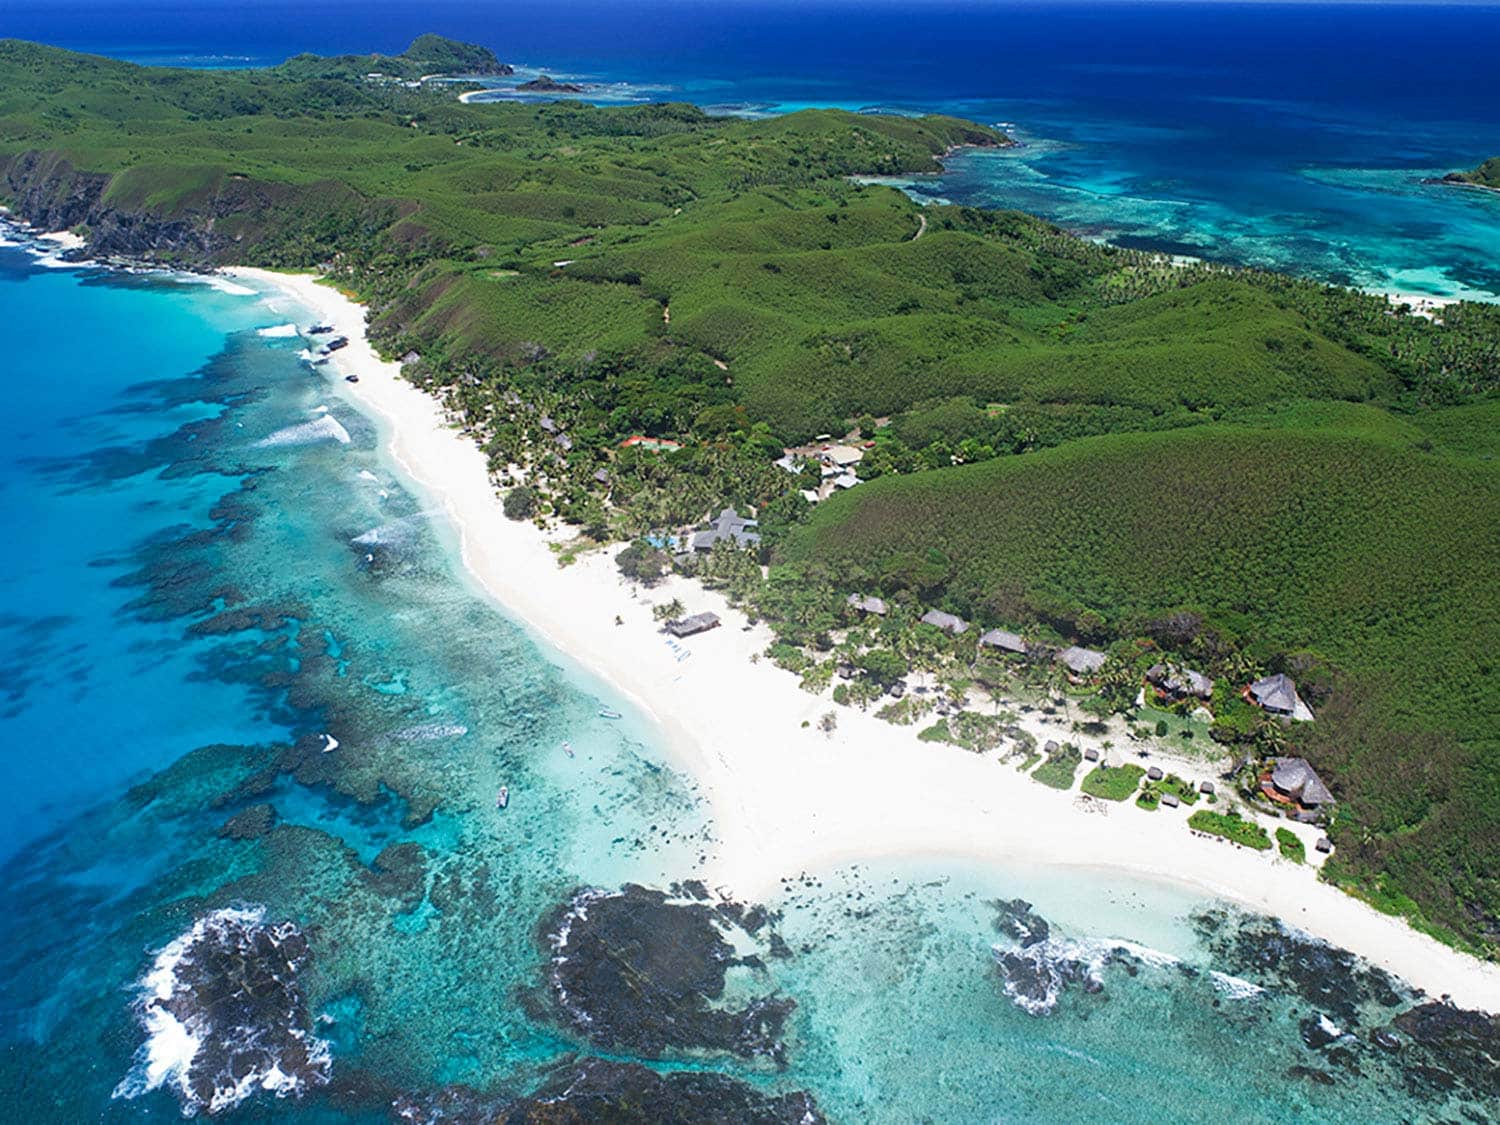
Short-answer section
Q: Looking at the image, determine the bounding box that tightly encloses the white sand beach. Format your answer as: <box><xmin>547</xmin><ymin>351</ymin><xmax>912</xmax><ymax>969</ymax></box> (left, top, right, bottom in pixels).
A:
<box><xmin>228</xmin><ymin>266</ymin><xmax>1500</xmax><ymax>1012</ymax></box>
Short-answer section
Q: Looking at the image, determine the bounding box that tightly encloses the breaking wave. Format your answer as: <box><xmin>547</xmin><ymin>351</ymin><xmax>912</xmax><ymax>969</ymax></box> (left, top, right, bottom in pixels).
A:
<box><xmin>112</xmin><ymin>906</ymin><xmax>331</xmax><ymax>1116</ymax></box>
<box><xmin>256</xmin><ymin>323</ymin><xmax>300</xmax><ymax>338</ymax></box>
<box><xmin>257</xmin><ymin>414</ymin><xmax>351</xmax><ymax>448</ymax></box>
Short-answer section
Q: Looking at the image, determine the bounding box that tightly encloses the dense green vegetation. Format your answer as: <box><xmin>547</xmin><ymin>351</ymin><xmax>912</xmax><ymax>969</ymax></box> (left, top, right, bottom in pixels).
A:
<box><xmin>1080</xmin><ymin>764</ymin><xmax>1146</xmax><ymax>801</ymax></box>
<box><xmin>0</xmin><ymin>39</ymin><xmax>1495</xmax><ymax>955</ymax></box>
<box><xmin>1276</xmin><ymin>827</ymin><xmax>1306</xmax><ymax>864</ymax></box>
<box><xmin>1189</xmin><ymin>810</ymin><xmax>1273</xmax><ymax>851</ymax></box>
<box><xmin>1031</xmin><ymin>742</ymin><xmax>1082</xmax><ymax>789</ymax></box>
<box><xmin>1445</xmin><ymin>157</ymin><xmax>1500</xmax><ymax>191</ymax></box>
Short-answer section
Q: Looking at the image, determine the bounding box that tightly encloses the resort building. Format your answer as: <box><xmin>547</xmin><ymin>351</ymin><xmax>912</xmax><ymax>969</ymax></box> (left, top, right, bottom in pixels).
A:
<box><xmin>847</xmin><ymin>594</ymin><xmax>889</xmax><ymax>616</ymax></box>
<box><xmin>690</xmin><ymin>507</ymin><xmax>762</xmax><ymax>552</ymax></box>
<box><xmin>920</xmin><ymin>609</ymin><xmax>969</xmax><ymax>635</ymax></box>
<box><xmin>1057</xmin><ymin>646</ymin><xmax>1106</xmax><ymax>677</ymax></box>
<box><xmin>665</xmin><ymin>612</ymin><xmax>721</xmax><ymax>637</ymax></box>
<box><xmin>1248</xmin><ymin>673</ymin><xmax>1315</xmax><ymax>721</ymax></box>
<box><xmin>1265</xmin><ymin>757</ymin><xmax>1335</xmax><ymax>810</ymax></box>
<box><xmin>1146</xmin><ymin>663</ymin><xmax>1214</xmax><ymax>700</ymax></box>
<box><xmin>979</xmin><ymin>629</ymin><xmax>1027</xmax><ymax>655</ymax></box>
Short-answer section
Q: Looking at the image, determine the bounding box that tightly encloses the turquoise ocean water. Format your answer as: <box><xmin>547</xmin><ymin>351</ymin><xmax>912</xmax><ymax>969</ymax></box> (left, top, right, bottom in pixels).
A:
<box><xmin>0</xmin><ymin>238</ymin><xmax>1496</xmax><ymax>1119</ymax></box>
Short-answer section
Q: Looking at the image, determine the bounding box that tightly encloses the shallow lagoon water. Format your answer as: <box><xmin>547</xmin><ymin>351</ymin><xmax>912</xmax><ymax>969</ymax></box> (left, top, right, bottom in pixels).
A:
<box><xmin>1</xmin><ymin>243</ymin><xmax>1497</xmax><ymax>1121</ymax></box>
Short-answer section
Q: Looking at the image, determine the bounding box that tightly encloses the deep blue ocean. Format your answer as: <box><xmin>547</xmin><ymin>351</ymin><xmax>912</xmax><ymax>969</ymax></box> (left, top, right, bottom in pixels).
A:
<box><xmin>5</xmin><ymin>0</ymin><xmax>1500</xmax><ymax>298</ymax></box>
<box><xmin>3</xmin><ymin>4</ymin><xmax>1500</xmax><ymax>1121</ymax></box>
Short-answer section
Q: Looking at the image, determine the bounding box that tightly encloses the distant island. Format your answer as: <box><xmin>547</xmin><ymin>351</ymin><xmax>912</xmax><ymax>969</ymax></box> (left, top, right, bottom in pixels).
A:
<box><xmin>1440</xmin><ymin>157</ymin><xmax>1500</xmax><ymax>192</ymax></box>
<box><xmin>516</xmin><ymin>75</ymin><xmax>586</xmax><ymax>94</ymax></box>
<box><xmin>277</xmin><ymin>33</ymin><xmax>513</xmax><ymax>81</ymax></box>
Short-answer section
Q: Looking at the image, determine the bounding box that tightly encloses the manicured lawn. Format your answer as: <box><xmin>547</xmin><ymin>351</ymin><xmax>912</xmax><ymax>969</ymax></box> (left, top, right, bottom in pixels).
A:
<box><xmin>1080</xmin><ymin>763</ymin><xmax>1145</xmax><ymax>801</ymax></box>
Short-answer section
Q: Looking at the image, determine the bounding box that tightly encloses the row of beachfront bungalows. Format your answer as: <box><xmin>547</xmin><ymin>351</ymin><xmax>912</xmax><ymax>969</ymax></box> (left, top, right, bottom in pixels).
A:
<box><xmin>844</xmin><ymin>594</ymin><xmax>1315</xmax><ymax>719</ymax></box>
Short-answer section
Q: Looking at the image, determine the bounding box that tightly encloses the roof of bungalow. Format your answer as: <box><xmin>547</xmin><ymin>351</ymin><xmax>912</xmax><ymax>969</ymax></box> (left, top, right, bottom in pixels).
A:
<box><xmin>539</xmin><ymin>416</ymin><xmax>559</xmax><ymax>434</ymax></box>
<box><xmin>920</xmin><ymin>609</ymin><xmax>969</xmax><ymax>634</ymax></box>
<box><xmin>1057</xmin><ymin>646</ymin><xmax>1106</xmax><ymax>675</ymax></box>
<box><xmin>690</xmin><ymin>507</ymin><xmax>761</xmax><ymax>552</ymax></box>
<box><xmin>847</xmin><ymin>594</ymin><xmax>888</xmax><ymax>615</ymax></box>
<box><xmin>620</xmin><ymin>435</ymin><xmax>683</xmax><ymax>452</ymax></box>
<box><xmin>1249</xmin><ymin>673</ymin><xmax>1313</xmax><ymax>719</ymax></box>
<box><xmin>592</xmin><ymin>467</ymin><xmax>611</xmax><ymax>484</ymax></box>
<box><xmin>400</xmin><ymin>350</ymin><xmax>421</xmax><ymax>365</ymax></box>
<box><xmin>832</xmin><ymin>471</ymin><xmax>861</xmax><ymax>490</ymax></box>
<box><xmin>1270</xmin><ymin>757</ymin><xmax>1334</xmax><ymax>806</ymax></box>
<box><xmin>553</xmin><ymin>433</ymin><xmax>573</xmax><ymax>451</ymax></box>
<box><xmin>666</xmin><ymin>612</ymin><xmax>720</xmax><ymax>637</ymax></box>
<box><xmin>773</xmin><ymin>453</ymin><xmax>802</xmax><ymax>473</ymax></box>
<box><xmin>979</xmin><ymin>629</ymin><xmax>1026</xmax><ymax>654</ymax></box>
<box><xmin>1148</xmin><ymin>663</ymin><xmax>1214</xmax><ymax>699</ymax></box>
<box><xmin>822</xmin><ymin>444</ymin><xmax>865</xmax><ymax>467</ymax></box>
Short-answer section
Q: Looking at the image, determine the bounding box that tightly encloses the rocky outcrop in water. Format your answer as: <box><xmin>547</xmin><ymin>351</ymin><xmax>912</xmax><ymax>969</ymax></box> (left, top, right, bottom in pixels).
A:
<box><xmin>538</xmin><ymin>884</ymin><xmax>795</xmax><ymax>1062</ymax></box>
<box><xmin>113</xmin><ymin>906</ymin><xmax>331</xmax><ymax>1116</ymax></box>
<box><xmin>516</xmin><ymin>76</ymin><xmax>586</xmax><ymax>94</ymax></box>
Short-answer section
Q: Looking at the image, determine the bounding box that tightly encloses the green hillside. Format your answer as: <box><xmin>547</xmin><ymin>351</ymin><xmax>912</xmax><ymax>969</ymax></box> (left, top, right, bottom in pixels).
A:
<box><xmin>1445</xmin><ymin>156</ymin><xmax>1500</xmax><ymax>190</ymax></box>
<box><xmin>0</xmin><ymin>39</ymin><xmax>1496</xmax><ymax>952</ymax></box>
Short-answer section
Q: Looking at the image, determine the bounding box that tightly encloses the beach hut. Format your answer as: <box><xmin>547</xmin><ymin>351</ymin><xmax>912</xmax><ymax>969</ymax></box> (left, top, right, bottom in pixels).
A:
<box><xmin>920</xmin><ymin>609</ymin><xmax>969</xmax><ymax>635</ymax></box>
<box><xmin>1147</xmin><ymin>766</ymin><xmax>1164</xmax><ymax>781</ymax></box>
<box><xmin>1315</xmin><ymin>836</ymin><xmax>1333</xmax><ymax>854</ymax></box>
<box><xmin>665</xmin><ymin>612</ymin><xmax>720</xmax><ymax>638</ymax></box>
<box><xmin>539</xmin><ymin>416</ymin><xmax>559</xmax><ymax>435</ymax></box>
<box><xmin>1043</xmin><ymin>740</ymin><xmax>1059</xmax><ymax>756</ymax></box>
<box><xmin>1268</xmin><ymin>757</ymin><xmax>1334</xmax><ymax>808</ymax></box>
<box><xmin>1198</xmin><ymin>780</ymin><xmax>1216</xmax><ymax>796</ymax></box>
<box><xmin>979</xmin><ymin>629</ymin><xmax>1027</xmax><ymax>655</ymax></box>
<box><xmin>1248</xmin><ymin>673</ymin><xmax>1314</xmax><ymax>721</ymax></box>
<box><xmin>1160</xmin><ymin>793</ymin><xmax>1181</xmax><ymax>809</ymax></box>
<box><xmin>1057</xmin><ymin>646</ymin><xmax>1106</xmax><ymax>677</ymax></box>
<box><xmin>1083</xmin><ymin>747</ymin><xmax>1100</xmax><ymax>762</ymax></box>
<box><xmin>847</xmin><ymin>593</ymin><xmax>888</xmax><ymax>616</ymax></box>
<box><xmin>1146</xmin><ymin>663</ymin><xmax>1215</xmax><ymax>700</ymax></box>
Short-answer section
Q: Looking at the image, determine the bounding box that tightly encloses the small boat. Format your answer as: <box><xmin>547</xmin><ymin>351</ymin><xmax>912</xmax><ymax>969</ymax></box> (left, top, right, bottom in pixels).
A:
<box><xmin>562</xmin><ymin>741</ymin><xmax>575</xmax><ymax>759</ymax></box>
<box><xmin>308</xmin><ymin>324</ymin><xmax>335</xmax><ymax>335</ymax></box>
<box><xmin>344</xmin><ymin>373</ymin><xmax>360</xmax><ymax>383</ymax></box>
<box><xmin>598</xmin><ymin>708</ymin><xmax>622</xmax><ymax>720</ymax></box>
<box><xmin>495</xmin><ymin>786</ymin><xmax>509</xmax><ymax>809</ymax></box>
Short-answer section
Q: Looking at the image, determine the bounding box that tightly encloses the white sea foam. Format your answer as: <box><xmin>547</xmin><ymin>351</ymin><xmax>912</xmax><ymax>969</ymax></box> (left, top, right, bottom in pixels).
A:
<box><xmin>199</xmin><ymin>275</ymin><xmax>258</xmax><ymax>297</ymax></box>
<box><xmin>993</xmin><ymin>934</ymin><xmax>1185</xmax><ymax>1016</ymax></box>
<box><xmin>256</xmin><ymin>414</ymin><xmax>351</xmax><ymax>448</ymax></box>
<box><xmin>357</xmin><ymin>469</ymin><xmax>380</xmax><ymax>482</ymax></box>
<box><xmin>390</xmin><ymin>720</ymin><xmax>469</xmax><ymax>742</ymax></box>
<box><xmin>320</xmin><ymin>733</ymin><xmax>339</xmax><ymax>754</ymax></box>
<box><xmin>1209</xmin><ymin>969</ymin><xmax>1267</xmax><ymax>1000</ymax></box>
<box><xmin>257</xmin><ymin>323</ymin><xmax>300</xmax><ymax>338</ymax></box>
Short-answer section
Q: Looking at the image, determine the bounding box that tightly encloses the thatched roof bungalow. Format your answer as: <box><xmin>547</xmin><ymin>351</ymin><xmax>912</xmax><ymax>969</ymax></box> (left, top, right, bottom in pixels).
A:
<box><xmin>847</xmin><ymin>594</ymin><xmax>888</xmax><ymax>616</ymax></box>
<box><xmin>920</xmin><ymin>609</ymin><xmax>969</xmax><ymax>635</ymax></box>
<box><xmin>1057</xmin><ymin>646</ymin><xmax>1106</xmax><ymax>677</ymax></box>
<box><xmin>1248</xmin><ymin>673</ymin><xmax>1315</xmax><ymax>722</ymax></box>
<box><xmin>979</xmin><ymin>629</ymin><xmax>1026</xmax><ymax>655</ymax></box>
<box><xmin>1269</xmin><ymin>757</ymin><xmax>1334</xmax><ymax>808</ymax></box>
<box><xmin>666</xmin><ymin>612</ymin><xmax>721</xmax><ymax>638</ymax></box>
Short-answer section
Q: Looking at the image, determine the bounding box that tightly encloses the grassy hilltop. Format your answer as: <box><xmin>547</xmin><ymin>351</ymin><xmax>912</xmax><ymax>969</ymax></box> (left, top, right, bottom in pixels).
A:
<box><xmin>0</xmin><ymin>39</ymin><xmax>1496</xmax><ymax>952</ymax></box>
<box><xmin>1444</xmin><ymin>156</ymin><xmax>1500</xmax><ymax>191</ymax></box>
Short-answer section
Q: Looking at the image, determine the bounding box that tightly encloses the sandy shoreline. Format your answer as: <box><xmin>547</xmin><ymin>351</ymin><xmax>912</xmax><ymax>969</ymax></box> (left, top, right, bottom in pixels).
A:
<box><xmin>228</xmin><ymin>265</ymin><xmax>1500</xmax><ymax>1012</ymax></box>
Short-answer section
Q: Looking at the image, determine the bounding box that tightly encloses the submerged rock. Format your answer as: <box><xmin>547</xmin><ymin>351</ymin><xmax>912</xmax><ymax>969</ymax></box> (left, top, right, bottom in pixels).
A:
<box><xmin>538</xmin><ymin>884</ymin><xmax>795</xmax><ymax>1062</ymax></box>
<box><xmin>391</xmin><ymin>1057</ymin><xmax>824</xmax><ymax>1123</ymax></box>
<box><xmin>218</xmin><ymin>802</ymin><xmax>278</xmax><ymax>840</ymax></box>
<box><xmin>992</xmin><ymin>898</ymin><xmax>1050</xmax><ymax>947</ymax></box>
